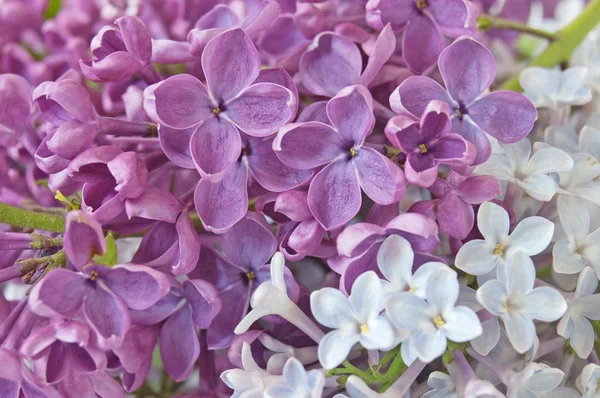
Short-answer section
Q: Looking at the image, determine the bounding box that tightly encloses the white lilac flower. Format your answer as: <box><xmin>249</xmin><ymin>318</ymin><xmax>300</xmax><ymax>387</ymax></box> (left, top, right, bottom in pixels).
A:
<box><xmin>581</xmin><ymin>363</ymin><xmax>600</xmax><ymax>398</ymax></box>
<box><xmin>377</xmin><ymin>234</ymin><xmax>445</xmax><ymax>298</ymax></box>
<box><xmin>476</xmin><ymin>251</ymin><xmax>567</xmax><ymax>353</ymax></box>
<box><xmin>221</xmin><ymin>342</ymin><xmax>283</xmax><ymax>397</ymax></box>
<box><xmin>310</xmin><ymin>271</ymin><xmax>394</xmax><ymax>369</ymax></box>
<box><xmin>506</xmin><ymin>362</ymin><xmax>579</xmax><ymax>398</ymax></box>
<box><xmin>258</xmin><ymin>334</ymin><xmax>318</xmax><ymax>374</ymax></box>
<box><xmin>263</xmin><ymin>357</ymin><xmax>325</xmax><ymax>398</ymax></box>
<box><xmin>553</xmin><ymin>195</ymin><xmax>600</xmax><ymax>276</ymax></box>
<box><xmin>557</xmin><ymin>152</ymin><xmax>600</xmax><ymax>206</ymax></box>
<box><xmin>542</xmin><ymin>124</ymin><xmax>600</xmax><ymax>159</ymax></box>
<box><xmin>422</xmin><ymin>371</ymin><xmax>458</xmax><ymax>398</ymax></box>
<box><xmin>519</xmin><ymin>66</ymin><xmax>593</xmax><ymax>109</ymax></box>
<box><xmin>386</xmin><ymin>268</ymin><xmax>482</xmax><ymax>363</ymax></box>
<box><xmin>455</xmin><ymin>201</ymin><xmax>554</xmax><ymax>276</ymax></box>
<box><xmin>557</xmin><ymin>267</ymin><xmax>600</xmax><ymax>359</ymax></box>
<box><xmin>474</xmin><ymin>139</ymin><xmax>573</xmax><ymax>202</ymax></box>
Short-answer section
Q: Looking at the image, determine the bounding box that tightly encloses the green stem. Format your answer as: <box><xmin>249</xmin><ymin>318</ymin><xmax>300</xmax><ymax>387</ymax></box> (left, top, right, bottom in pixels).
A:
<box><xmin>380</xmin><ymin>348</ymin><xmax>407</xmax><ymax>392</ymax></box>
<box><xmin>0</xmin><ymin>203</ymin><xmax>65</xmax><ymax>233</ymax></box>
<box><xmin>477</xmin><ymin>14</ymin><xmax>558</xmax><ymax>41</ymax></box>
<box><xmin>379</xmin><ymin>345</ymin><xmax>401</xmax><ymax>369</ymax></box>
<box><xmin>501</xmin><ymin>0</ymin><xmax>600</xmax><ymax>91</ymax></box>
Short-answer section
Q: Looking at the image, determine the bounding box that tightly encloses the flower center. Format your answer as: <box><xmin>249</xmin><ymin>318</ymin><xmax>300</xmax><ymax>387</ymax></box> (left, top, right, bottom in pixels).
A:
<box><xmin>90</xmin><ymin>270</ymin><xmax>99</xmax><ymax>281</ymax></box>
<box><xmin>503</xmin><ymin>300</ymin><xmax>513</xmax><ymax>311</ymax></box>
<box><xmin>360</xmin><ymin>324</ymin><xmax>370</xmax><ymax>334</ymax></box>
<box><xmin>433</xmin><ymin>315</ymin><xmax>445</xmax><ymax>328</ymax></box>
<box><xmin>350</xmin><ymin>148</ymin><xmax>359</xmax><ymax>157</ymax></box>
<box><xmin>417</xmin><ymin>0</ymin><xmax>428</xmax><ymax>9</ymax></box>
<box><xmin>212</xmin><ymin>107</ymin><xmax>221</xmax><ymax>115</ymax></box>
<box><xmin>246</xmin><ymin>270</ymin><xmax>256</xmax><ymax>280</ymax></box>
<box><xmin>493</xmin><ymin>243</ymin><xmax>505</xmax><ymax>256</ymax></box>
<box><xmin>419</xmin><ymin>144</ymin><xmax>428</xmax><ymax>154</ymax></box>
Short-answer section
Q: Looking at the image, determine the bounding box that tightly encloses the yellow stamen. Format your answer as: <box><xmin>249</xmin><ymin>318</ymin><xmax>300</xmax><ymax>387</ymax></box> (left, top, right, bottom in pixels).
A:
<box><xmin>212</xmin><ymin>107</ymin><xmax>221</xmax><ymax>115</ymax></box>
<box><xmin>417</xmin><ymin>0</ymin><xmax>428</xmax><ymax>9</ymax></box>
<box><xmin>433</xmin><ymin>316</ymin><xmax>445</xmax><ymax>328</ymax></box>
<box><xmin>493</xmin><ymin>243</ymin><xmax>504</xmax><ymax>256</ymax></box>
<box><xmin>90</xmin><ymin>270</ymin><xmax>99</xmax><ymax>281</ymax></box>
<box><xmin>246</xmin><ymin>270</ymin><xmax>256</xmax><ymax>280</ymax></box>
<box><xmin>360</xmin><ymin>324</ymin><xmax>370</xmax><ymax>334</ymax></box>
<box><xmin>503</xmin><ymin>300</ymin><xmax>512</xmax><ymax>311</ymax></box>
<box><xmin>455</xmin><ymin>108</ymin><xmax>462</xmax><ymax>118</ymax></box>
<box><xmin>419</xmin><ymin>144</ymin><xmax>428</xmax><ymax>154</ymax></box>
<box><xmin>350</xmin><ymin>148</ymin><xmax>358</xmax><ymax>157</ymax></box>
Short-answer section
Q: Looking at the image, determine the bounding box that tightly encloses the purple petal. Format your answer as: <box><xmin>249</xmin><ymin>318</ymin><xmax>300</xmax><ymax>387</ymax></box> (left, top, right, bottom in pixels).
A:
<box><xmin>129</xmin><ymin>292</ymin><xmax>181</xmax><ymax>326</ymax></box>
<box><xmin>0</xmin><ymin>74</ymin><xmax>32</xmax><ymax>129</ymax></box>
<box><xmin>29</xmin><ymin>269</ymin><xmax>87</xmax><ymax>318</ymax></box>
<box><xmin>195</xmin><ymin>5</ymin><xmax>238</xmax><ymax>29</ymax></box>
<box><xmin>366</xmin><ymin>0</ymin><xmax>417</xmax><ymax>31</ymax></box>
<box><xmin>402</xmin><ymin>15</ymin><xmax>446</xmax><ymax>75</ymax></box>
<box><xmin>206</xmin><ymin>284</ymin><xmax>250</xmax><ymax>349</ymax></box>
<box><xmin>431</xmin><ymin>134</ymin><xmax>469</xmax><ymax>161</ymax></box>
<box><xmin>116</xmin><ymin>16</ymin><xmax>152</xmax><ymax>63</ymax></box>
<box><xmin>68</xmin><ymin>146</ymin><xmax>122</xmax><ymax>182</ymax></box>
<box><xmin>286</xmin><ymin>219</ymin><xmax>325</xmax><ymax>256</ymax></box>
<box><xmin>326</xmin><ymin>85</ymin><xmax>374</xmax><ymax>145</ymax></box>
<box><xmin>107</xmin><ymin>152</ymin><xmax>148</xmax><ymax>199</ymax></box>
<box><xmin>439</xmin><ymin>37</ymin><xmax>495</xmax><ymax>104</ymax></box>
<box><xmin>353</xmin><ymin>147</ymin><xmax>406</xmax><ymax>204</ymax></box>
<box><xmin>47</xmin><ymin>120</ymin><xmax>99</xmax><ymax>159</ymax></box>
<box><xmin>64</xmin><ymin>211</ymin><xmax>106</xmax><ymax>270</ymax></box>
<box><xmin>405</xmin><ymin>157</ymin><xmax>438</xmax><ymax>187</ymax></box>
<box><xmin>452</xmin><ymin>117</ymin><xmax>490</xmax><ymax>165</ymax></box>
<box><xmin>88</xmin><ymin>52</ymin><xmax>143</xmax><ymax>82</ymax></box>
<box><xmin>202</xmin><ymin>28</ymin><xmax>260</xmax><ymax>102</ymax></box>
<box><xmin>194</xmin><ymin>163</ymin><xmax>248</xmax><ymax>234</ymax></box>
<box><xmin>242</xmin><ymin>0</ymin><xmax>282</xmax><ymax>40</ymax></box>
<box><xmin>300</xmin><ymin>33</ymin><xmax>361</xmax><ymax>97</ymax></box>
<box><xmin>336</xmin><ymin>222</ymin><xmax>387</xmax><ymax>257</ymax></box>
<box><xmin>456</xmin><ymin>176</ymin><xmax>502</xmax><ymax>204</ymax></box>
<box><xmin>384</xmin><ymin>212</ymin><xmax>440</xmax><ymax>253</ymax></box>
<box><xmin>83</xmin><ymin>285</ymin><xmax>130</xmax><ymax>344</ymax></box>
<box><xmin>390</xmin><ymin>76</ymin><xmax>452</xmax><ymax>117</ymax></box>
<box><xmin>254</xmin><ymin>67</ymin><xmax>299</xmax><ymax>118</ymax></box>
<box><xmin>428</xmin><ymin>0</ymin><xmax>477</xmax><ymax>37</ymax></box>
<box><xmin>297</xmin><ymin>101</ymin><xmax>329</xmax><ymax>124</ymax></box>
<box><xmin>160</xmin><ymin>306</ymin><xmax>200</xmax><ymax>382</ymax></box>
<box><xmin>190</xmin><ymin>117</ymin><xmax>242</xmax><ymax>182</ymax></box>
<box><xmin>143</xmin><ymin>74</ymin><xmax>213</xmax><ymax>129</ymax></box>
<box><xmin>274</xmin><ymin>122</ymin><xmax>346</xmax><ymax>169</ymax></box>
<box><xmin>420</xmin><ymin>100</ymin><xmax>452</xmax><ymax>141</ymax></box>
<box><xmin>33</xmin><ymin>79</ymin><xmax>96</xmax><ymax>125</ymax></box>
<box><xmin>183</xmin><ymin>279</ymin><xmax>222</xmax><ymax>329</ymax></box>
<box><xmin>436</xmin><ymin>193</ymin><xmax>474</xmax><ymax>239</ymax></box>
<box><xmin>113</xmin><ymin>325</ymin><xmax>157</xmax><ymax>374</ymax></box>
<box><xmin>101</xmin><ymin>265</ymin><xmax>170</xmax><ymax>310</ymax></box>
<box><xmin>124</xmin><ymin>188</ymin><xmax>182</xmax><ymax>223</ymax></box>
<box><xmin>468</xmin><ymin>91</ymin><xmax>537</xmax><ymax>143</ymax></box>
<box><xmin>274</xmin><ymin>190</ymin><xmax>312</xmax><ymax>221</ymax></box>
<box><xmin>246</xmin><ymin>135</ymin><xmax>313</xmax><ymax>192</ymax></box>
<box><xmin>172</xmin><ymin>210</ymin><xmax>201</xmax><ymax>276</ymax></box>
<box><xmin>224</xmin><ymin>83</ymin><xmax>296</xmax><ymax>137</ymax></box>
<box><xmin>384</xmin><ymin>114</ymin><xmax>421</xmax><ymax>151</ymax></box>
<box><xmin>158</xmin><ymin>125</ymin><xmax>195</xmax><ymax>169</ymax></box>
<box><xmin>358</xmin><ymin>24</ymin><xmax>396</xmax><ymax>87</ymax></box>
<box><xmin>259</xmin><ymin>15</ymin><xmax>310</xmax><ymax>66</ymax></box>
<box><xmin>308</xmin><ymin>160</ymin><xmax>362</xmax><ymax>230</ymax></box>
<box><xmin>221</xmin><ymin>215</ymin><xmax>277</xmax><ymax>269</ymax></box>
<box><xmin>81</xmin><ymin>183</ymin><xmax>125</xmax><ymax>224</ymax></box>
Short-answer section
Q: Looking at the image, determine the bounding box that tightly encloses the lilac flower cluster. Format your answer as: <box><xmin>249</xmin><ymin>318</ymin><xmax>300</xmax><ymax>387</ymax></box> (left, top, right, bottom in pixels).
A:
<box><xmin>0</xmin><ymin>0</ymin><xmax>599</xmax><ymax>397</ymax></box>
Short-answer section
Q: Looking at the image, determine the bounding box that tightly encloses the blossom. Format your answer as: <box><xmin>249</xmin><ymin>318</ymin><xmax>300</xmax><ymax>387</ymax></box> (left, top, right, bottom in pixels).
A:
<box><xmin>310</xmin><ymin>271</ymin><xmax>395</xmax><ymax>369</ymax></box>
<box><xmin>520</xmin><ymin>66</ymin><xmax>593</xmax><ymax>109</ymax></box>
<box><xmin>63</xmin><ymin>210</ymin><xmax>106</xmax><ymax>270</ymax></box>
<box><xmin>476</xmin><ymin>251</ymin><xmax>567</xmax><ymax>353</ymax></box>
<box><xmin>274</xmin><ymin>85</ymin><xmax>406</xmax><ymax>230</ymax></box>
<box><xmin>386</xmin><ymin>267</ymin><xmax>482</xmax><ymax>363</ymax></box>
<box><xmin>391</xmin><ymin>37</ymin><xmax>537</xmax><ymax>164</ymax></box>
<box><xmin>581</xmin><ymin>363</ymin><xmax>600</xmax><ymax>398</ymax></box>
<box><xmin>506</xmin><ymin>363</ymin><xmax>576</xmax><ymax>398</ymax></box>
<box><xmin>0</xmin><ymin>73</ymin><xmax>32</xmax><ymax>148</ymax></box>
<box><xmin>144</xmin><ymin>28</ymin><xmax>297</xmax><ymax>181</ymax></box>
<box><xmin>264</xmin><ymin>357</ymin><xmax>325</xmax><ymax>398</ymax></box>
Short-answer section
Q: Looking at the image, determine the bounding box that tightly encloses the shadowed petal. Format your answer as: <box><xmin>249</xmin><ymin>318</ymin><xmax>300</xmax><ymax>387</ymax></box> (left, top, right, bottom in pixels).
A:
<box><xmin>83</xmin><ymin>285</ymin><xmax>130</xmax><ymax>345</ymax></box>
<box><xmin>402</xmin><ymin>15</ymin><xmax>446</xmax><ymax>75</ymax></box>
<box><xmin>221</xmin><ymin>215</ymin><xmax>277</xmax><ymax>269</ymax></box>
<box><xmin>353</xmin><ymin>147</ymin><xmax>406</xmax><ymax>205</ymax></box>
<box><xmin>64</xmin><ymin>211</ymin><xmax>106</xmax><ymax>270</ymax></box>
<box><xmin>101</xmin><ymin>265</ymin><xmax>170</xmax><ymax>310</ymax></box>
<box><xmin>327</xmin><ymin>85</ymin><xmax>374</xmax><ymax>145</ymax></box>
<box><xmin>390</xmin><ymin>76</ymin><xmax>452</xmax><ymax>117</ymax></box>
<box><xmin>160</xmin><ymin>306</ymin><xmax>200</xmax><ymax>382</ymax></box>
<box><xmin>29</xmin><ymin>269</ymin><xmax>88</xmax><ymax>318</ymax></box>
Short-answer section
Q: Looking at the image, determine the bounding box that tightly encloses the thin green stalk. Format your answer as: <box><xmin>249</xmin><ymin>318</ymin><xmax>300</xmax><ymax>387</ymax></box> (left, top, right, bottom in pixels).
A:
<box><xmin>477</xmin><ymin>15</ymin><xmax>558</xmax><ymax>41</ymax></box>
<box><xmin>380</xmin><ymin>349</ymin><xmax>407</xmax><ymax>392</ymax></box>
<box><xmin>0</xmin><ymin>203</ymin><xmax>65</xmax><ymax>233</ymax></box>
<box><xmin>501</xmin><ymin>0</ymin><xmax>600</xmax><ymax>91</ymax></box>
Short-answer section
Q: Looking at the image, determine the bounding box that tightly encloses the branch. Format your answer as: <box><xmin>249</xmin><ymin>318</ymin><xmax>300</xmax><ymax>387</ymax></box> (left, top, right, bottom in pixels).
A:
<box><xmin>0</xmin><ymin>203</ymin><xmax>65</xmax><ymax>233</ymax></box>
<box><xmin>477</xmin><ymin>15</ymin><xmax>558</xmax><ymax>41</ymax></box>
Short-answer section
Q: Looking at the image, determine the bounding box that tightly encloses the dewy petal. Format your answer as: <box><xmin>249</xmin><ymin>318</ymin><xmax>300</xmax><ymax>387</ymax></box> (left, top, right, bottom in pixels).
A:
<box><xmin>353</xmin><ymin>147</ymin><xmax>406</xmax><ymax>205</ymax></box>
<box><xmin>377</xmin><ymin>235</ymin><xmax>414</xmax><ymax>288</ymax></box>
<box><xmin>299</xmin><ymin>33</ymin><xmax>362</xmax><ymax>97</ymax></box>
<box><xmin>224</xmin><ymin>83</ymin><xmax>296</xmax><ymax>137</ymax></box>
<box><xmin>310</xmin><ymin>287</ymin><xmax>355</xmax><ymax>329</ymax></box>
<box><xmin>318</xmin><ymin>329</ymin><xmax>359</xmax><ymax>369</ymax></box>
<box><xmin>194</xmin><ymin>163</ymin><xmax>248</xmax><ymax>234</ymax></box>
<box><xmin>455</xmin><ymin>240</ymin><xmax>497</xmax><ymax>275</ymax></box>
<box><xmin>521</xmin><ymin>287</ymin><xmax>567</xmax><ymax>322</ymax></box>
<box><xmin>202</xmin><ymin>28</ymin><xmax>260</xmax><ymax>102</ymax></box>
<box><xmin>386</xmin><ymin>292</ymin><xmax>429</xmax><ymax>330</ymax></box>
<box><xmin>29</xmin><ymin>269</ymin><xmax>88</xmax><ymax>318</ymax></box>
<box><xmin>477</xmin><ymin>201</ymin><xmax>509</xmax><ymax>243</ymax></box>
<box><xmin>273</xmin><ymin>122</ymin><xmax>347</xmax><ymax>170</ymax></box>
<box><xmin>308</xmin><ymin>160</ymin><xmax>362</xmax><ymax>230</ymax></box>
<box><xmin>469</xmin><ymin>91</ymin><xmax>537</xmax><ymax>143</ymax></box>
<box><xmin>143</xmin><ymin>74</ymin><xmax>213</xmax><ymax>129</ymax></box>
<box><xmin>390</xmin><ymin>76</ymin><xmax>452</xmax><ymax>117</ymax></box>
<box><xmin>160</xmin><ymin>306</ymin><xmax>200</xmax><ymax>382</ymax></box>
<box><xmin>64</xmin><ymin>211</ymin><xmax>106</xmax><ymax>270</ymax></box>
<box><xmin>101</xmin><ymin>265</ymin><xmax>170</xmax><ymax>310</ymax></box>
<box><xmin>507</xmin><ymin>216</ymin><xmax>554</xmax><ymax>256</ymax></box>
<box><xmin>326</xmin><ymin>85</ymin><xmax>375</xmax><ymax>145</ymax></box>
<box><xmin>402</xmin><ymin>14</ymin><xmax>446</xmax><ymax>75</ymax></box>
<box><xmin>190</xmin><ymin>118</ymin><xmax>242</xmax><ymax>182</ymax></box>
<box><xmin>221</xmin><ymin>215</ymin><xmax>277</xmax><ymax>270</ymax></box>
<box><xmin>438</xmin><ymin>37</ymin><xmax>495</xmax><ymax>105</ymax></box>
<box><xmin>503</xmin><ymin>313</ymin><xmax>536</xmax><ymax>354</ymax></box>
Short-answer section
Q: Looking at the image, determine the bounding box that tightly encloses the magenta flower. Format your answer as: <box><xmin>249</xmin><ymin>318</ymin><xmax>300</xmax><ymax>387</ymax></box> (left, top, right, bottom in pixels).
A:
<box><xmin>391</xmin><ymin>37</ymin><xmax>538</xmax><ymax>164</ymax></box>
<box><xmin>385</xmin><ymin>100</ymin><xmax>475</xmax><ymax>187</ymax></box>
<box><xmin>144</xmin><ymin>28</ymin><xmax>297</xmax><ymax>182</ymax></box>
<box><xmin>275</xmin><ymin>85</ymin><xmax>406</xmax><ymax>230</ymax></box>
<box><xmin>0</xmin><ymin>74</ymin><xmax>32</xmax><ymax>148</ymax></box>
<box><xmin>366</xmin><ymin>0</ymin><xmax>478</xmax><ymax>74</ymax></box>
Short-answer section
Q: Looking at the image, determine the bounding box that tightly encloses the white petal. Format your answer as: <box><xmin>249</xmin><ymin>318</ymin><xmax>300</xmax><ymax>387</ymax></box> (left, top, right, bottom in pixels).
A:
<box><xmin>544</xmin><ymin>125</ymin><xmax>579</xmax><ymax>154</ymax></box>
<box><xmin>474</xmin><ymin>154</ymin><xmax>515</xmax><ymax>180</ymax></box>
<box><xmin>524</xmin><ymin>147</ymin><xmax>574</xmax><ymax>175</ymax></box>
<box><xmin>427</xmin><ymin>371</ymin><xmax>453</xmax><ymax>390</ymax></box>
<box><xmin>386</xmin><ymin>292</ymin><xmax>429</xmax><ymax>330</ymax></box>
<box><xmin>442</xmin><ymin>306</ymin><xmax>482</xmax><ymax>342</ymax></box>
<box><xmin>270</xmin><ymin>252</ymin><xmax>287</xmax><ymax>293</ymax></box>
<box><xmin>241</xmin><ymin>342</ymin><xmax>264</xmax><ymax>374</ymax></box>
<box><xmin>581</xmin><ymin>363</ymin><xmax>600</xmax><ymax>390</ymax></box>
<box><xmin>569</xmin><ymin>314</ymin><xmax>594</xmax><ymax>359</ymax></box>
<box><xmin>282</xmin><ymin>357</ymin><xmax>307</xmax><ymax>390</ymax></box>
<box><xmin>504</xmin><ymin>251</ymin><xmax>535</xmax><ymax>298</ymax></box>
<box><xmin>470</xmin><ymin>318</ymin><xmax>500</xmax><ymax>356</ymax></box>
<box><xmin>507</xmin><ymin>216</ymin><xmax>554</xmax><ymax>256</ymax></box>
<box><xmin>377</xmin><ymin>235</ymin><xmax>413</xmax><ymax>288</ymax></box>
<box><xmin>516</xmin><ymin>174</ymin><xmax>559</xmax><ymax>202</ymax></box>
<box><xmin>558</xmin><ymin>67</ymin><xmax>592</xmax><ymax>105</ymax></box>
<box><xmin>575</xmin><ymin>267</ymin><xmax>598</xmax><ymax>298</ymax></box>
<box><xmin>425</xmin><ymin>268</ymin><xmax>459</xmax><ymax>313</ymax></box>
<box><xmin>521</xmin><ymin>287</ymin><xmax>567</xmax><ymax>321</ymax></box>
<box><xmin>501</xmin><ymin>138</ymin><xmax>532</xmax><ymax>168</ymax></box>
<box><xmin>412</xmin><ymin>327</ymin><xmax>447</xmax><ymax>363</ymax></box>
<box><xmin>477</xmin><ymin>202</ymin><xmax>509</xmax><ymax>243</ymax></box>
<box><xmin>221</xmin><ymin>369</ymin><xmax>263</xmax><ymax>391</ymax></box>
<box><xmin>524</xmin><ymin>366</ymin><xmax>564</xmax><ymax>392</ymax></box>
<box><xmin>569</xmin><ymin>180</ymin><xmax>600</xmax><ymax>206</ymax></box>
<box><xmin>537</xmin><ymin>387</ymin><xmax>580</xmax><ymax>398</ymax></box>
<box><xmin>360</xmin><ymin>316</ymin><xmax>395</xmax><ymax>350</ymax></box>
<box><xmin>310</xmin><ymin>288</ymin><xmax>355</xmax><ymax>329</ymax></box>
<box><xmin>318</xmin><ymin>329</ymin><xmax>359</xmax><ymax>369</ymax></box>
<box><xmin>476</xmin><ymin>280</ymin><xmax>508</xmax><ymax>316</ymax></box>
<box><xmin>552</xmin><ymin>240</ymin><xmax>586</xmax><ymax>274</ymax></box>
<box><xmin>410</xmin><ymin>262</ymin><xmax>446</xmax><ymax>299</ymax></box>
<box><xmin>580</xmin><ymin>125</ymin><xmax>600</xmax><ymax>159</ymax></box>
<box><xmin>345</xmin><ymin>376</ymin><xmax>379</xmax><ymax>398</ymax></box>
<box><xmin>455</xmin><ymin>240</ymin><xmax>498</xmax><ymax>276</ymax></box>
<box><xmin>350</xmin><ymin>271</ymin><xmax>385</xmax><ymax>322</ymax></box>
<box><xmin>401</xmin><ymin>335</ymin><xmax>418</xmax><ymax>366</ymax></box>
<box><xmin>503</xmin><ymin>313</ymin><xmax>536</xmax><ymax>354</ymax></box>
<box><xmin>576</xmin><ymin>294</ymin><xmax>600</xmax><ymax>320</ymax></box>
<box><xmin>464</xmin><ymin>380</ymin><xmax>504</xmax><ymax>397</ymax></box>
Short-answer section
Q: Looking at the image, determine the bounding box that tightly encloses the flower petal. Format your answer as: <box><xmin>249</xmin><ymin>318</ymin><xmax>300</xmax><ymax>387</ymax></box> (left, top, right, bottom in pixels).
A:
<box><xmin>402</xmin><ymin>14</ymin><xmax>446</xmax><ymax>75</ymax></box>
<box><xmin>455</xmin><ymin>240</ymin><xmax>497</xmax><ymax>275</ymax></box>
<box><xmin>318</xmin><ymin>329</ymin><xmax>358</xmax><ymax>369</ymax></box>
<box><xmin>326</xmin><ymin>85</ymin><xmax>374</xmax><ymax>144</ymax></box>
<box><xmin>353</xmin><ymin>147</ymin><xmax>406</xmax><ymax>205</ymax></box>
<box><xmin>160</xmin><ymin>306</ymin><xmax>200</xmax><ymax>382</ymax></box>
<box><xmin>503</xmin><ymin>312</ymin><xmax>535</xmax><ymax>354</ymax></box>
<box><xmin>310</xmin><ymin>287</ymin><xmax>355</xmax><ymax>329</ymax></box>
<box><xmin>521</xmin><ymin>287</ymin><xmax>567</xmax><ymax>322</ymax></box>
<box><xmin>508</xmin><ymin>216</ymin><xmax>554</xmax><ymax>256</ymax></box>
<box><xmin>390</xmin><ymin>76</ymin><xmax>452</xmax><ymax>117</ymax></box>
